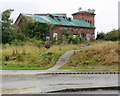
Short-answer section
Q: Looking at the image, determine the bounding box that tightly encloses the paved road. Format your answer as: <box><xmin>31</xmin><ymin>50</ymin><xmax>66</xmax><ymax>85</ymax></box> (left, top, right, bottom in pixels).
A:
<box><xmin>2</xmin><ymin>74</ymin><xmax>118</xmax><ymax>94</ymax></box>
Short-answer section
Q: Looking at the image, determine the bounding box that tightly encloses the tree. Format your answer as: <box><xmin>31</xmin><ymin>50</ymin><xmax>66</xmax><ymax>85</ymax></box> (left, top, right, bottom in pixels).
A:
<box><xmin>20</xmin><ymin>19</ymin><xmax>55</xmax><ymax>41</ymax></box>
<box><xmin>96</xmin><ymin>32</ymin><xmax>106</xmax><ymax>40</ymax></box>
<box><xmin>96</xmin><ymin>30</ymin><xmax>119</xmax><ymax>41</ymax></box>
<box><xmin>2</xmin><ymin>9</ymin><xmax>15</xmax><ymax>44</ymax></box>
<box><xmin>106</xmin><ymin>30</ymin><xmax>118</xmax><ymax>41</ymax></box>
<box><xmin>63</xmin><ymin>28</ymin><xmax>71</xmax><ymax>37</ymax></box>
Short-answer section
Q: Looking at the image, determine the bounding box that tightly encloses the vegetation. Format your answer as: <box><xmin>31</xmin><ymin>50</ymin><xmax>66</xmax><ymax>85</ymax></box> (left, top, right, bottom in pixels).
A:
<box><xmin>96</xmin><ymin>29</ymin><xmax>119</xmax><ymax>41</ymax></box>
<box><xmin>57</xmin><ymin>28</ymin><xmax>87</xmax><ymax>45</ymax></box>
<box><xmin>2</xmin><ymin>42</ymin><xmax>83</xmax><ymax>70</ymax></box>
<box><xmin>20</xmin><ymin>20</ymin><xmax>55</xmax><ymax>41</ymax></box>
<box><xmin>1</xmin><ymin>9</ymin><xmax>55</xmax><ymax>44</ymax></box>
<box><xmin>60</xmin><ymin>41</ymin><xmax>119</xmax><ymax>69</ymax></box>
<box><xmin>2</xmin><ymin>9</ymin><xmax>15</xmax><ymax>44</ymax></box>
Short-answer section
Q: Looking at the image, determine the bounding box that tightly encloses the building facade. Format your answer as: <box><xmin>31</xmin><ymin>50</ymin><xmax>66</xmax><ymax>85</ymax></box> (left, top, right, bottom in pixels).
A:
<box><xmin>15</xmin><ymin>9</ymin><xmax>96</xmax><ymax>40</ymax></box>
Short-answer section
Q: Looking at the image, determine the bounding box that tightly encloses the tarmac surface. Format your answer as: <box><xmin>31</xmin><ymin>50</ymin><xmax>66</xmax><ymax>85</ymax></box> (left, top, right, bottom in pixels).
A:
<box><xmin>1</xmin><ymin>74</ymin><xmax>119</xmax><ymax>94</ymax></box>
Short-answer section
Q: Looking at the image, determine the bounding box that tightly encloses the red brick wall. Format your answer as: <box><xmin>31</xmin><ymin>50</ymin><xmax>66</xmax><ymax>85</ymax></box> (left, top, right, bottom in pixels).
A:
<box><xmin>72</xmin><ymin>13</ymin><xmax>95</xmax><ymax>26</ymax></box>
<box><xmin>50</xmin><ymin>25</ymin><xmax>95</xmax><ymax>40</ymax></box>
<box><xmin>18</xmin><ymin>17</ymin><xmax>26</xmax><ymax>28</ymax></box>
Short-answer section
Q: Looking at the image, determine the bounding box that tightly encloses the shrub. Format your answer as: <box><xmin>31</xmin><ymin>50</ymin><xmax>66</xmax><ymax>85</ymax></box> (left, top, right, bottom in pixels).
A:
<box><xmin>37</xmin><ymin>42</ymin><xmax>41</xmax><ymax>48</ymax></box>
<box><xmin>20</xmin><ymin>20</ymin><xmax>55</xmax><ymax>41</ymax></box>
<box><xmin>11</xmin><ymin>39</ymin><xmax>25</xmax><ymax>46</ymax></box>
<box><xmin>96</xmin><ymin>32</ymin><xmax>106</xmax><ymax>40</ymax></box>
<box><xmin>96</xmin><ymin>29</ymin><xmax>119</xmax><ymax>41</ymax></box>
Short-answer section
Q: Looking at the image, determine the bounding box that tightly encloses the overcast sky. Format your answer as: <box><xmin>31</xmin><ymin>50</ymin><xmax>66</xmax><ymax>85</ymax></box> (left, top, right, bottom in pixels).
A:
<box><xmin>1</xmin><ymin>0</ymin><xmax>119</xmax><ymax>35</ymax></box>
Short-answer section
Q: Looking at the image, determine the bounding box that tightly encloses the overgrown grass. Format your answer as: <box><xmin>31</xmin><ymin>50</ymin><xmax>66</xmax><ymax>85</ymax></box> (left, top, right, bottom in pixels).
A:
<box><xmin>60</xmin><ymin>41</ymin><xmax>119</xmax><ymax>69</ymax></box>
<box><xmin>2</xmin><ymin>42</ymin><xmax>83</xmax><ymax>70</ymax></box>
<box><xmin>59</xmin><ymin>66</ymin><xmax>91</xmax><ymax>69</ymax></box>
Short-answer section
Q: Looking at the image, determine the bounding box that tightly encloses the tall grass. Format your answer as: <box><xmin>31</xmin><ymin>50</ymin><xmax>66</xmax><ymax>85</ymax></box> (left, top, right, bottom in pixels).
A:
<box><xmin>2</xmin><ymin>43</ymin><xmax>83</xmax><ymax>70</ymax></box>
<box><xmin>65</xmin><ymin>41</ymin><xmax>118</xmax><ymax>69</ymax></box>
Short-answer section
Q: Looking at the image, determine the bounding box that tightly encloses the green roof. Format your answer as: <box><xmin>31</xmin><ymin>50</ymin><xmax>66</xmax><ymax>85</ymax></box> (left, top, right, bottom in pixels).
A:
<box><xmin>47</xmin><ymin>16</ymin><xmax>74</xmax><ymax>26</ymax></box>
<box><xmin>15</xmin><ymin>13</ymin><xmax>95</xmax><ymax>28</ymax></box>
<box><xmin>71</xmin><ymin>19</ymin><xmax>94</xmax><ymax>28</ymax></box>
<box><xmin>51</xmin><ymin>14</ymin><xmax>65</xmax><ymax>17</ymax></box>
<box><xmin>30</xmin><ymin>15</ymin><xmax>47</xmax><ymax>23</ymax></box>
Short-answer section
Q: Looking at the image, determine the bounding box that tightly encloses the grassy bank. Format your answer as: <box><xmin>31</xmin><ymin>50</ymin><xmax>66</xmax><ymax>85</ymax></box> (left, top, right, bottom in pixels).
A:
<box><xmin>2</xmin><ymin>42</ymin><xmax>83</xmax><ymax>70</ymax></box>
<box><xmin>59</xmin><ymin>41</ymin><xmax>119</xmax><ymax>69</ymax></box>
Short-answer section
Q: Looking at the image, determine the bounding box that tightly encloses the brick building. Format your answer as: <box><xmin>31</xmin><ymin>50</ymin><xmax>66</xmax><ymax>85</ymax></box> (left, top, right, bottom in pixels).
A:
<box><xmin>15</xmin><ymin>9</ymin><xmax>95</xmax><ymax>40</ymax></box>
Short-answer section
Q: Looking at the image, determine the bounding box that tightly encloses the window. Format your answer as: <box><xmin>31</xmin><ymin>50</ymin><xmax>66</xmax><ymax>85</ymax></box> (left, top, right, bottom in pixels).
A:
<box><xmin>46</xmin><ymin>37</ymin><xmax>50</xmax><ymax>40</ymax></box>
<box><xmin>90</xmin><ymin>21</ymin><xmax>92</xmax><ymax>24</ymax></box>
<box><xmin>53</xmin><ymin>33</ymin><xmax>58</xmax><ymax>40</ymax></box>
<box><xmin>73</xmin><ymin>35</ymin><xmax>77</xmax><ymax>38</ymax></box>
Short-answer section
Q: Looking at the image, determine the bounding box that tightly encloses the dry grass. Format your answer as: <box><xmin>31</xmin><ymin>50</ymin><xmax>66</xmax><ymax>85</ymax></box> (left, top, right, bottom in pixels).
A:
<box><xmin>65</xmin><ymin>41</ymin><xmax>118</xmax><ymax>69</ymax></box>
<box><xmin>2</xmin><ymin>43</ymin><xmax>83</xmax><ymax>70</ymax></box>
<box><xmin>91</xmin><ymin>41</ymin><xmax>118</xmax><ymax>65</ymax></box>
<box><xmin>49</xmin><ymin>44</ymin><xmax>84</xmax><ymax>53</ymax></box>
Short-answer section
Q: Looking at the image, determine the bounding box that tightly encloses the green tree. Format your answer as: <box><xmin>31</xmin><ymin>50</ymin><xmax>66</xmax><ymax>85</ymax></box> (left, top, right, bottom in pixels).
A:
<box><xmin>63</xmin><ymin>28</ymin><xmax>71</xmax><ymax>37</ymax></box>
<box><xmin>96</xmin><ymin>30</ymin><xmax>119</xmax><ymax>41</ymax></box>
<box><xmin>20</xmin><ymin>19</ymin><xmax>55</xmax><ymax>41</ymax></box>
<box><xmin>106</xmin><ymin>29</ymin><xmax>118</xmax><ymax>41</ymax></box>
<box><xmin>2</xmin><ymin>9</ymin><xmax>15</xmax><ymax>44</ymax></box>
<box><xmin>96</xmin><ymin>32</ymin><xmax>106</xmax><ymax>40</ymax></box>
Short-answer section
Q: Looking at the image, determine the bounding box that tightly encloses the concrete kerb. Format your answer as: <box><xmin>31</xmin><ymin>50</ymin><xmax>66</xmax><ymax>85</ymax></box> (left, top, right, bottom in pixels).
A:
<box><xmin>38</xmin><ymin>71</ymin><xmax>119</xmax><ymax>75</ymax></box>
<box><xmin>1</xmin><ymin>69</ymin><xmax>120</xmax><ymax>75</ymax></box>
<box><xmin>46</xmin><ymin>86</ymin><xmax>120</xmax><ymax>93</ymax></box>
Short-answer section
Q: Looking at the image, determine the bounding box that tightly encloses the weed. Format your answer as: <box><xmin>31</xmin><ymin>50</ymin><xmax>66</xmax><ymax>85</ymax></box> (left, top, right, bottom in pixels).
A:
<box><xmin>64</xmin><ymin>41</ymin><xmax>118</xmax><ymax>69</ymax></box>
<box><xmin>37</xmin><ymin>42</ymin><xmax>41</xmax><ymax>48</ymax></box>
<box><xmin>2</xmin><ymin>42</ymin><xmax>83</xmax><ymax>70</ymax></box>
<box><xmin>5</xmin><ymin>55</ymin><xmax>9</xmax><ymax>61</ymax></box>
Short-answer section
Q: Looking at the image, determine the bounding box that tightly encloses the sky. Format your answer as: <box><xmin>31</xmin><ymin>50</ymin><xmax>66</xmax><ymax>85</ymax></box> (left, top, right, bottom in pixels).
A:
<box><xmin>0</xmin><ymin>0</ymin><xmax>119</xmax><ymax>36</ymax></box>
<box><xmin>118</xmin><ymin>1</ymin><xmax>120</xmax><ymax>29</ymax></box>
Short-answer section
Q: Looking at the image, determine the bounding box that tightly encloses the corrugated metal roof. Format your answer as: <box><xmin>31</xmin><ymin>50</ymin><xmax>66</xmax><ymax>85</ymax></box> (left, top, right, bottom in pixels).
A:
<box><xmin>30</xmin><ymin>15</ymin><xmax>47</xmax><ymax>23</ymax></box>
<box><xmin>16</xmin><ymin>13</ymin><xmax>95</xmax><ymax>28</ymax></box>
<box><xmin>71</xmin><ymin>19</ymin><xmax>94</xmax><ymax>28</ymax></box>
<box><xmin>51</xmin><ymin>14</ymin><xmax>65</xmax><ymax>17</ymax></box>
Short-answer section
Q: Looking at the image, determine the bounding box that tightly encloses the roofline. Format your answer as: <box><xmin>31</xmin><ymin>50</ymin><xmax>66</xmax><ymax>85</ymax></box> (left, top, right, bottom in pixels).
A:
<box><xmin>55</xmin><ymin>24</ymin><xmax>95</xmax><ymax>29</ymax></box>
<box><xmin>15</xmin><ymin>13</ymin><xmax>23</xmax><ymax>23</ymax></box>
<box><xmin>72</xmin><ymin>12</ymin><xmax>96</xmax><ymax>15</ymax></box>
<box><xmin>15</xmin><ymin>13</ymin><xmax>95</xmax><ymax>28</ymax></box>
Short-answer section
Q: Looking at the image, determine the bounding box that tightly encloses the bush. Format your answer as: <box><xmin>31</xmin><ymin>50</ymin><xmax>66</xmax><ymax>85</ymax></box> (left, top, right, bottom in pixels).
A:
<box><xmin>37</xmin><ymin>42</ymin><xmax>41</xmax><ymax>48</ymax></box>
<box><xmin>20</xmin><ymin>20</ymin><xmax>55</xmax><ymax>41</ymax></box>
<box><xmin>96</xmin><ymin>32</ymin><xmax>106</xmax><ymax>40</ymax></box>
<box><xmin>96</xmin><ymin>29</ymin><xmax>119</xmax><ymax>41</ymax></box>
<box><xmin>106</xmin><ymin>30</ymin><xmax>118</xmax><ymax>41</ymax></box>
<box><xmin>11</xmin><ymin>39</ymin><xmax>25</xmax><ymax>46</ymax></box>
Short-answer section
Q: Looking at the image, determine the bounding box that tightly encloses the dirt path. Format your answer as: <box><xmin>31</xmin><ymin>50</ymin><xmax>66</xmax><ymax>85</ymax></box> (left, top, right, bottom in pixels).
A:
<box><xmin>48</xmin><ymin>46</ymin><xmax>91</xmax><ymax>71</ymax></box>
<box><xmin>47</xmin><ymin>50</ymin><xmax>78</xmax><ymax>71</ymax></box>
